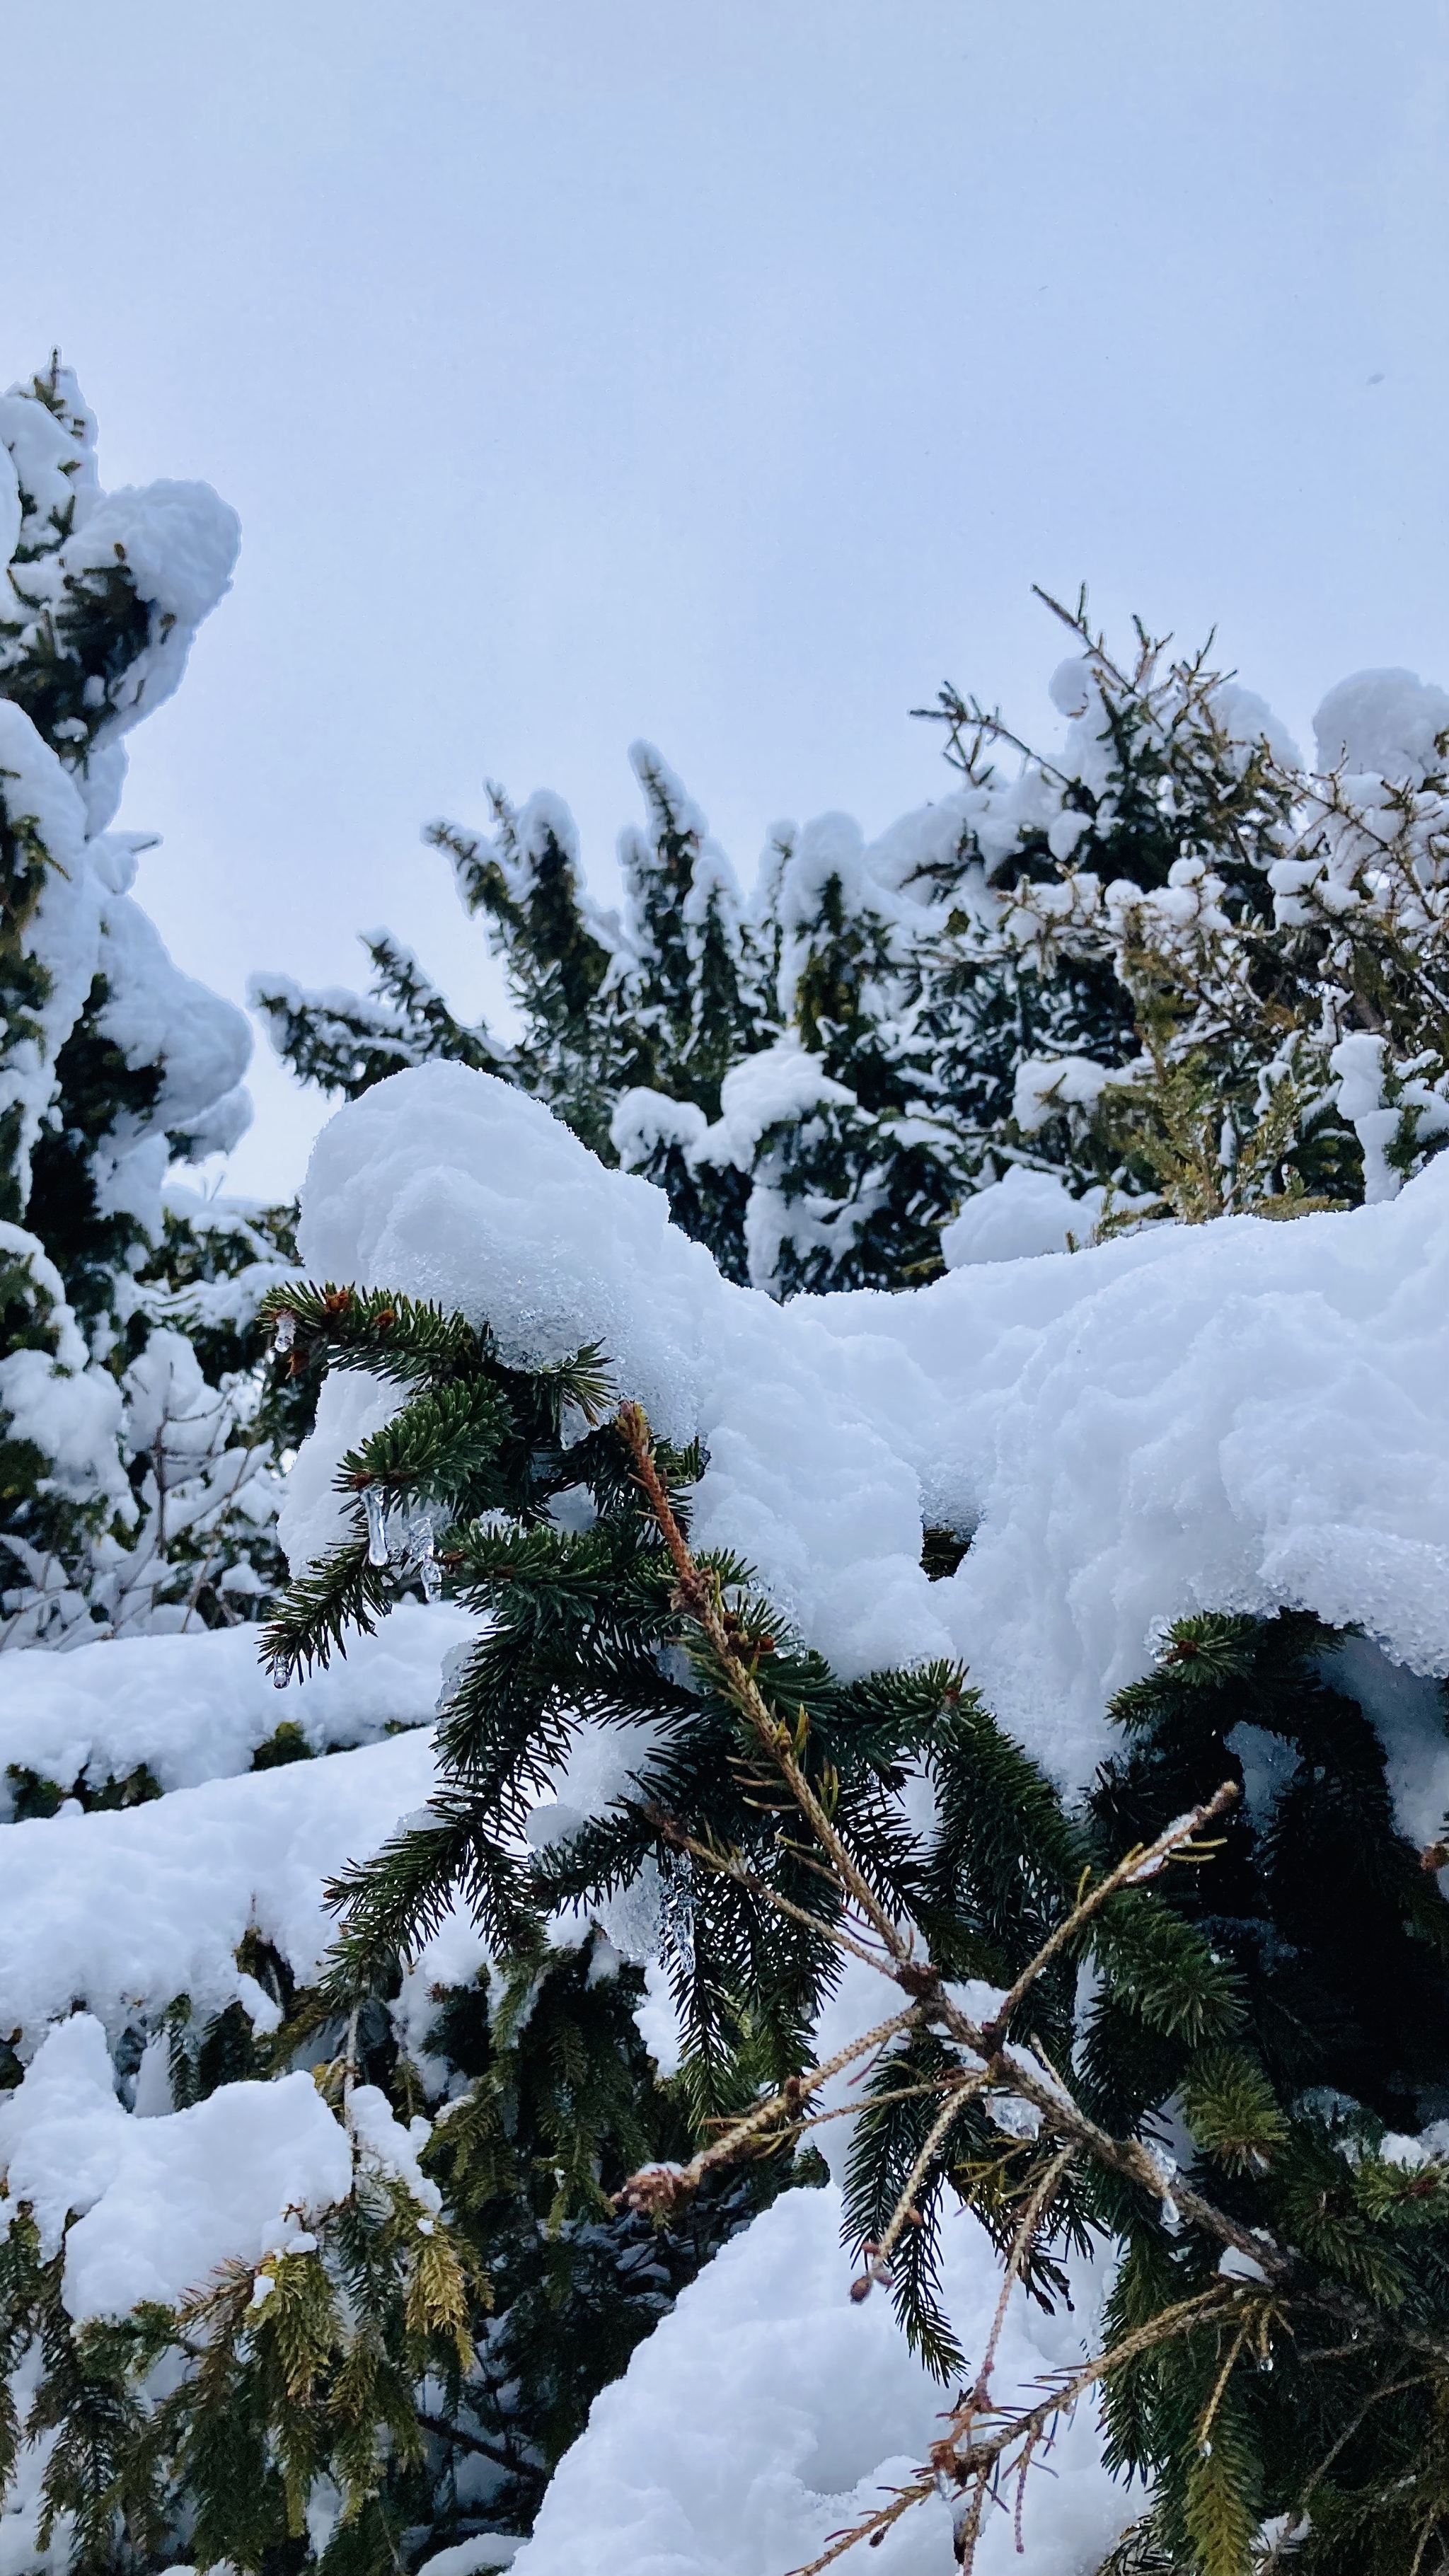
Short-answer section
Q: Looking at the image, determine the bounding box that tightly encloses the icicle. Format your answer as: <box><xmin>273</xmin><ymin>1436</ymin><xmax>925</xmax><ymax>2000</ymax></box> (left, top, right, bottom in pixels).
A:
<box><xmin>273</xmin><ymin>1310</ymin><xmax>296</xmax><ymax>1354</ymax></box>
<box><xmin>363</xmin><ymin>1485</ymin><xmax>391</xmax><ymax>1566</ymax></box>
<box><xmin>401</xmin><ymin>1504</ymin><xmax>444</xmax><ymax>1600</ymax></box>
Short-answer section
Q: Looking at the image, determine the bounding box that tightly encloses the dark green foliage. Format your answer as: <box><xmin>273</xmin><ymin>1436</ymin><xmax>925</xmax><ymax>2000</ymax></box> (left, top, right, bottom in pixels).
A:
<box><xmin>4</xmin><ymin>1759</ymin><xmax>159</xmax><ymax>1820</ymax></box>
<box><xmin>414</xmin><ymin>1931</ymin><xmax>775</xmax><ymax>2523</ymax></box>
<box><xmin>250</xmin><ymin>1284</ymin><xmax>1447</xmax><ymax>2575</ymax></box>
<box><xmin>2</xmin><ymin>359</ymin><xmax>293</xmax><ymax>1640</ymax></box>
<box><xmin>1087</xmin><ymin>1614</ymin><xmax>1449</xmax><ymax>2572</ymax></box>
<box><xmin>23</xmin><ymin>976</ymin><xmax>165</xmax><ymax>1332</ymax></box>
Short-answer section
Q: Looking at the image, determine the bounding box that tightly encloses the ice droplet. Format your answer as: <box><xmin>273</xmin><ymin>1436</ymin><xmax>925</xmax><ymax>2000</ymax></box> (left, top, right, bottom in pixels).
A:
<box><xmin>273</xmin><ymin>1310</ymin><xmax>296</xmax><ymax>1354</ymax></box>
<box><xmin>364</xmin><ymin>1485</ymin><xmax>391</xmax><ymax>1566</ymax></box>
<box><xmin>420</xmin><ymin>1549</ymin><xmax>443</xmax><ymax>1602</ymax></box>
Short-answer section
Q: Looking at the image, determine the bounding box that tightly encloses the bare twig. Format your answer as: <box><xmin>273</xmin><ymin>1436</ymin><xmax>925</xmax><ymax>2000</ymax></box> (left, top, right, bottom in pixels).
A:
<box><xmin>612</xmin><ymin>1401</ymin><xmax>1291</xmax><ymax>2572</ymax></box>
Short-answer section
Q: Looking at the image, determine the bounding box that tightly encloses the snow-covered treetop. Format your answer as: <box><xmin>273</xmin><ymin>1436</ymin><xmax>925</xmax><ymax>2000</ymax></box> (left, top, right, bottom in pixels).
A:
<box><xmin>256</xmin><ymin>591</ymin><xmax>1449</xmax><ymax>1300</ymax></box>
<box><xmin>2</xmin><ymin>357</ymin><xmax>281</xmax><ymax>1648</ymax></box>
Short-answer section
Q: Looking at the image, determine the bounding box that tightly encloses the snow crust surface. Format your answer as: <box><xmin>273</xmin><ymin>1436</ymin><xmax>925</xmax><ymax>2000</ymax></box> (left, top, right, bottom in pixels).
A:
<box><xmin>290</xmin><ymin>1062</ymin><xmax>1449</xmax><ymax>1792</ymax></box>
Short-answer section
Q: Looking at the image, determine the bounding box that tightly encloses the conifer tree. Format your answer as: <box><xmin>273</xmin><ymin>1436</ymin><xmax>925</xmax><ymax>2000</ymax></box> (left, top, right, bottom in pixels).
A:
<box><xmin>253</xmin><ymin>590</ymin><xmax>1449</xmax><ymax>1293</ymax></box>
<box><xmin>239</xmin><ymin>1278</ymin><xmax>1449</xmax><ymax>2576</ymax></box>
<box><xmin>1</xmin><ymin>357</ymin><xmax>291</xmax><ymax>1641</ymax></box>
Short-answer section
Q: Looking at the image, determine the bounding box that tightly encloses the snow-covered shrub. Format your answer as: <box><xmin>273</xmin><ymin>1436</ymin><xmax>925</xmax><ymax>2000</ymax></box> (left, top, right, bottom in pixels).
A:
<box><xmin>253</xmin><ymin>593</ymin><xmax>1449</xmax><ymax>1295</ymax></box>
<box><xmin>1</xmin><ymin>358</ymin><xmax>292</xmax><ymax>1644</ymax></box>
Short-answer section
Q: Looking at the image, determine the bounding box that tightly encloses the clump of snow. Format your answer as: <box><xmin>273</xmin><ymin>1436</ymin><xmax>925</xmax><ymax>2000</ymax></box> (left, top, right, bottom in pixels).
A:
<box><xmin>609</xmin><ymin>1088</ymin><xmax>709</xmax><ymax>1169</ymax></box>
<box><xmin>0</xmin><ymin>1346</ymin><xmax>129</xmax><ymax>1513</ymax></box>
<box><xmin>1331</xmin><ymin>1030</ymin><xmax>1449</xmax><ymax>1206</ymax></box>
<box><xmin>62</xmin><ymin>481</ymin><xmax>238</xmax><ymax>633</ymax></box>
<box><xmin>695</xmin><ymin>1039</ymin><xmax>858</xmax><ymax>1174</ymax></box>
<box><xmin>0</xmin><ymin>1600</ymin><xmax>478</xmax><ymax>1812</ymax></box>
<box><xmin>0</xmin><ymin>2015</ymin><xmax>351</xmax><ymax>2321</ymax></box>
<box><xmin>1012</xmin><ymin>1052</ymin><xmax>1114</xmax><ymax>1135</ymax></box>
<box><xmin>0</xmin><ymin>437</ymin><xmax>20</xmax><ymax>566</ymax></box>
<box><xmin>940</xmin><ymin>1165</ymin><xmax>1103</xmax><ymax>1266</ymax></box>
<box><xmin>93</xmin><ymin>889</ymin><xmax>253</xmax><ymax>1153</ymax></box>
<box><xmin>289</xmin><ymin>1063</ymin><xmax>1449</xmax><ymax>1799</ymax></box>
<box><xmin>346</xmin><ymin>2086</ymin><xmax>441</xmax><ymax>2216</ymax></box>
<box><xmin>508</xmin><ymin>2181</ymin><xmax>1129</xmax><ymax>2576</ymax></box>
<box><xmin>0</xmin><ymin>1729</ymin><xmax>441</xmax><ymax>2057</ymax></box>
<box><xmin>1313</xmin><ymin>669</ymin><xmax>1449</xmax><ymax>785</ymax></box>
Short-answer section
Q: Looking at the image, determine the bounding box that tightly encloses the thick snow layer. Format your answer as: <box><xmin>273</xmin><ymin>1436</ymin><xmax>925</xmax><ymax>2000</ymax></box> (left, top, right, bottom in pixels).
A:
<box><xmin>0</xmin><ymin>1728</ymin><xmax>441</xmax><ymax>2056</ymax></box>
<box><xmin>697</xmin><ymin>1038</ymin><xmax>858</xmax><ymax>1172</ymax></box>
<box><xmin>1313</xmin><ymin>668</ymin><xmax>1449</xmax><ymax>785</ymax></box>
<box><xmin>95</xmin><ymin>892</ymin><xmax>252</xmax><ymax>1130</ymax></box>
<box><xmin>610</xmin><ymin>1087</ymin><xmax>709</xmax><ymax>1169</ymax></box>
<box><xmin>940</xmin><ymin>1165</ymin><xmax>1103</xmax><ymax>1267</ymax></box>
<box><xmin>0</xmin><ymin>2015</ymin><xmax>351</xmax><ymax>2321</ymax></box>
<box><xmin>0</xmin><ymin>1600</ymin><xmax>478</xmax><ymax>1813</ymax></box>
<box><xmin>0</xmin><ymin>1346</ymin><xmax>127</xmax><ymax>1511</ymax></box>
<box><xmin>291</xmin><ymin>1064</ymin><xmax>1449</xmax><ymax>1793</ymax></box>
<box><xmin>62</xmin><ymin>480</ymin><xmax>238</xmax><ymax>631</ymax></box>
<box><xmin>509</xmin><ymin>2181</ymin><xmax>1128</xmax><ymax>2576</ymax></box>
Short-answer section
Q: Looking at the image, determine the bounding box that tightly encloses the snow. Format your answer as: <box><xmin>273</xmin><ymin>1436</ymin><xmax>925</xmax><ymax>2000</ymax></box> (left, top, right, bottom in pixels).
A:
<box><xmin>1328</xmin><ymin>1635</ymin><xmax>1449</xmax><ymax>1854</ymax></box>
<box><xmin>1012</xmin><ymin>1053</ymin><xmax>1114</xmax><ymax>1135</ymax></box>
<box><xmin>289</xmin><ymin>1063</ymin><xmax>1449</xmax><ymax>1798</ymax></box>
<box><xmin>346</xmin><ymin>2084</ymin><xmax>441</xmax><ymax>2215</ymax></box>
<box><xmin>93</xmin><ymin>889</ymin><xmax>253</xmax><ymax>1140</ymax></box>
<box><xmin>0</xmin><ymin>435</ymin><xmax>21</xmax><ymax>565</ymax></box>
<box><xmin>1313</xmin><ymin>668</ymin><xmax>1449</xmax><ymax>784</ymax></box>
<box><xmin>1331</xmin><ymin>1030</ymin><xmax>1449</xmax><ymax>1206</ymax></box>
<box><xmin>0</xmin><ymin>1726</ymin><xmax>442</xmax><ymax>2057</ymax></box>
<box><xmin>509</xmin><ymin>2182</ymin><xmax>1130</xmax><ymax>2576</ymax></box>
<box><xmin>610</xmin><ymin>1087</ymin><xmax>710</xmax><ymax>1169</ymax></box>
<box><xmin>415</xmin><ymin>2539</ymin><xmax>524</xmax><ymax>2575</ymax></box>
<box><xmin>940</xmin><ymin>1164</ymin><xmax>1103</xmax><ymax>1266</ymax></box>
<box><xmin>694</xmin><ymin>1039</ymin><xmax>858</xmax><ymax>1172</ymax></box>
<box><xmin>0</xmin><ymin>1344</ymin><xmax>129</xmax><ymax>1512</ymax></box>
<box><xmin>0</xmin><ymin>383</ymin><xmax>96</xmax><ymax>549</ymax></box>
<box><xmin>61</xmin><ymin>480</ymin><xmax>238</xmax><ymax>633</ymax></box>
<box><xmin>0</xmin><ymin>1600</ymin><xmax>478</xmax><ymax>1813</ymax></box>
<box><xmin>0</xmin><ymin>2016</ymin><xmax>352</xmax><ymax>2321</ymax></box>
<box><xmin>0</xmin><ymin>704</ymin><xmax>101</xmax><ymax>1197</ymax></box>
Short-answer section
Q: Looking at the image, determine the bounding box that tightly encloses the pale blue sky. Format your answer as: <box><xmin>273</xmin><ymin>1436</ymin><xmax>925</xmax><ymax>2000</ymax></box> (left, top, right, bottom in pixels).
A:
<box><xmin>4</xmin><ymin>0</ymin><xmax>1446</xmax><ymax>1193</ymax></box>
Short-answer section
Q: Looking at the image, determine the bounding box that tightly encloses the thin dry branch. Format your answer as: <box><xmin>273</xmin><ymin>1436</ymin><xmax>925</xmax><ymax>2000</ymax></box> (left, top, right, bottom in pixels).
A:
<box><xmin>612</xmin><ymin>1400</ymin><xmax>1287</xmax><ymax>2572</ymax></box>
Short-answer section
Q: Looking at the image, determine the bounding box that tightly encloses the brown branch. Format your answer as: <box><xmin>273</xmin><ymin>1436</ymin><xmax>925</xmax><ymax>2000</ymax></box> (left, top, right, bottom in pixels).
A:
<box><xmin>617</xmin><ymin>1404</ymin><xmax>913</xmax><ymax>1965</ymax></box>
<box><xmin>611</xmin><ymin>1399</ymin><xmax>1301</xmax><ymax>2573</ymax></box>
<box><xmin>616</xmin><ymin>2006</ymin><xmax>922</xmax><ymax>2219</ymax></box>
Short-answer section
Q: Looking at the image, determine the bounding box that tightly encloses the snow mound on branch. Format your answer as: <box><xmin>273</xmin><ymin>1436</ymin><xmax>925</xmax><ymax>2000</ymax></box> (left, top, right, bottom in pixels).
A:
<box><xmin>62</xmin><ymin>480</ymin><xmax>239</xmax><ymax>631</ymax></box>
<box><xmin>940</xmin><ymin>1163</ymin><xmax>1104</xmax><ymax>1266</ymax></box>
<box><xmin>696</xmin><ymin>1038</ymin><xmax>858</xmax><ymax>1172</ymax></box>
<box><xmin>0</xmin><ymin>1600</ymin><xmax>478</xmax><ymax>1813</ymax></box>
<box><xmin>1313</xmin><ymin>668</ymin><xmax>1449</xmax><ymax>785</ymax></box>
<box><xmin>0</xmin><ymin>2016</ymin><xmax>350</xmax><ymax>2321</ymax></box>
<box><xmin>0</xmin><ymin>1728</ymin><xmax>441</xmax><ymax>2058</ymax></box>
<box><xmin>509</xmin><ymin>2181</ymin><xmax>1128</xmax><ymax>2576</ymax></box>
<box><xmin>290</xmin><ymin>1064</ymin><xmax>1449</xmax><ymax>1792</ymax></box>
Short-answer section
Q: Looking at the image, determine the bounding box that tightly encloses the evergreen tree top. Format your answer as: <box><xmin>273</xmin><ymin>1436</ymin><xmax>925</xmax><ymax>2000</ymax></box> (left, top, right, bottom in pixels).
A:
<box><xmin>254</xmin><ymin>590</ymin><xmax>1449</xmax><ymax>1297</ymax></box>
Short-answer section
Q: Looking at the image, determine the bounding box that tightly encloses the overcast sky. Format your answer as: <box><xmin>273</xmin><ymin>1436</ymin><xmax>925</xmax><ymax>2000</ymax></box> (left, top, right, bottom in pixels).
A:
<box><xmin>4</xmin><ymin>0</ymin><xmax>1446</xmax><ymax>1195</ymax></box>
